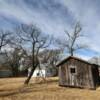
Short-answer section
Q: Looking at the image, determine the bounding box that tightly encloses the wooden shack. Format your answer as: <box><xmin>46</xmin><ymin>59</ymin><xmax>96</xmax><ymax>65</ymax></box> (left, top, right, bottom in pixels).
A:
<box><xmin>57</xmin><ymin>56</ymin><xmax>99</xmax><ymax>89</ymax></box>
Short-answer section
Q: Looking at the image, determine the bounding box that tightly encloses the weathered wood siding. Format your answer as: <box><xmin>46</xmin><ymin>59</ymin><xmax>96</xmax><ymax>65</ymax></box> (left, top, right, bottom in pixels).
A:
<box><xmin>59</xmin><ymin>58</ymin><xmax>99</xmax><ymax>89</ymax></box>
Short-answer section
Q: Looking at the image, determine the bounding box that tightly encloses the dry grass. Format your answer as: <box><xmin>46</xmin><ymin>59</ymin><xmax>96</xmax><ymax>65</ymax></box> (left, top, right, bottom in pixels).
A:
<box><xmin>0</xmin><ymin>77</ymin><xmax>100</xmax><ymax>100</ymax></box>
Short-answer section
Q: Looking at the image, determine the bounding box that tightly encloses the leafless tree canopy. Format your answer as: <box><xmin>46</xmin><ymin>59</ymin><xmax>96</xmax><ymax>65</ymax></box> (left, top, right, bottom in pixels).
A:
<box><xmin>57</xmin><ymin>22</ymin><xmax>88</xmax><ymax>56</ymax></box>
<box><xmin>5</xmin><ymin>47</ymin><xmax>27</xmax><ymax>76</ymax></box>
<box><xmin>0</xmin><ymin>30</ymin><xmax>12</xmax><ymax>52</ymax></box>
<box><xmin>39</xmin><ymin>49</ymin><xmax>62</xmax><ymax>76</ymax></box>
<box><xmin>39</xmin><ymin>49</ymin><xmax>61</xmax><ymax>66</ymax></box>
<box><xmin>16</xmin><ymin>24</ymin><xmax>51</xmax><ymax>84</ymax></box>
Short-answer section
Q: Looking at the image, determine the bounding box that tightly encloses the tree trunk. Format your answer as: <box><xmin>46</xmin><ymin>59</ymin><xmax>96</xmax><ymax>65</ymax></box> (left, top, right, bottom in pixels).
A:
<box><xmin>24</xmin><ymin>66</ymin><xmax>36</xmax><ymax>84</ymax></box>
<box><xmin>70</xmin><ymin>48</ymin><xmax>73</xmax><ymax>56</ymax></box>
<box><xmin>24</xmin><ymin>42</ymin><xmax>35</xmax><ymax>85</ymax></box>
<box><xmin>71</xmin><ymin>51</ymin><xmax>73</xmax><ymax>56</ymax></box>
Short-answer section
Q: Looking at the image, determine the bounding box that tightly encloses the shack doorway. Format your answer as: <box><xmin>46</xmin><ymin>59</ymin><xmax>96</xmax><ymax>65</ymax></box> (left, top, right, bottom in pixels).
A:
<box><xmin>69</xmin><ymin>66</ymin><xmax>77</xmax><ymax>86</ymax></box>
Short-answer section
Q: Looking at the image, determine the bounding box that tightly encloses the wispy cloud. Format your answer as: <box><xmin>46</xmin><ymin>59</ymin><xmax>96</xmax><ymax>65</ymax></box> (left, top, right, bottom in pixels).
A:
<box><xmin>61</xmin><ymin>0</ymin><xmax>100</xmax><ymax>54</ymax></box>
<box><xmin>0</xmin><ymin>0</ymin><xmax>100</xmax><ymax>58</ymax></box>
<box><xmin>0</xmin><ymin>0</ymin><xmax>74</xmax><ymax>34</ymax></box>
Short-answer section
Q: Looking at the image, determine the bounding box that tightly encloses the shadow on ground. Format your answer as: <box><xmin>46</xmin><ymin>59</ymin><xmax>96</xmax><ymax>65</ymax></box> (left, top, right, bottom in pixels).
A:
<box><xmin>0</xmin><ymin>78</ymin><xmax>59</xmax><ymax>97</ymax></box>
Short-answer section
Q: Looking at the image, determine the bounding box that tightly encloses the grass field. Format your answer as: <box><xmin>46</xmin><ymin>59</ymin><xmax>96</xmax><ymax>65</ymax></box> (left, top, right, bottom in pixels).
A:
<box><xmin>0</xmin><ymin>77</ymin><xmax>100</xmax><ymax>100</ymax></box>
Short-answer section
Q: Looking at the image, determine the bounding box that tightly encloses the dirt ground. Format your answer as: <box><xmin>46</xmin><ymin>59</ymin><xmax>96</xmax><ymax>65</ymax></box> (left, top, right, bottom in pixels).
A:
<box><xmin>0</xmin><ymin>77</ymin><xmax>100</xmax><ymax>100</ymax></box>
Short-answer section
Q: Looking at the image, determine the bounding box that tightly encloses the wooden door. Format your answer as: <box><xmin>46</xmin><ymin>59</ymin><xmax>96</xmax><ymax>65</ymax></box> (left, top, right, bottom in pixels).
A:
<box><xmin>69</xmin><ymin>66</ymin><xmax>76</xmax><ymax>86</ymax></box>
<box><xmin>70</xmin><ymin>73</ymin><xmax>75</xmax><ymax>86</ymax></box>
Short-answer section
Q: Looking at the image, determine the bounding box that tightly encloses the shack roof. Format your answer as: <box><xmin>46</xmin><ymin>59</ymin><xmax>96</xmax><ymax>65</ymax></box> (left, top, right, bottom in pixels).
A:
<box><xmin>56</xmin><ymin>56</ymin><xmax>98</xmax><ymax>67</ymax></box>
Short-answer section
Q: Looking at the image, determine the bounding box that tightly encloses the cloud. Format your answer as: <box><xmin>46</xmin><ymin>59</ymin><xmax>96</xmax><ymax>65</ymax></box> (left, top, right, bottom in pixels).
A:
<box><xmin>0</xmin><ymin>0</ymin><xmax>75</xmax><ymax>35</ymax></box>
<box><xmin>60</xmin><ymin>0</ymin><xmax>100</xmax><ymax>54</ymax></box>
<box><xmin>0</xmin><ymin>0</ymin><xmax>100</xmax><ymax>58</ymax></box>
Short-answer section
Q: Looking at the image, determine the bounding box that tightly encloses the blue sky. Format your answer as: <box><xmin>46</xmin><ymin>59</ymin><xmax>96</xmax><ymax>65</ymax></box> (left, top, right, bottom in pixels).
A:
<box><xmin>0</xmin><ymin>0</ymin><xmax>100</xmax><ymax>60</ymax></box>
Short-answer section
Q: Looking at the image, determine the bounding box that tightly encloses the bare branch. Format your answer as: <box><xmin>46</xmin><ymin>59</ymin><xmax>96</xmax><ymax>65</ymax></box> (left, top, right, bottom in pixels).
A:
<box><xmin>0</xmin><ymin>30</ymin><xmax>12</xmax><ymax>51</ymax></box>
<box><xmin>16</xmin><ymin>24</ymin><xmax>51</xmax><ymax>84</ymax></box>
<box><xmin>56</xmin><ymin>22</ymin><xmax>88</xmax><ymax>56</ymax></box>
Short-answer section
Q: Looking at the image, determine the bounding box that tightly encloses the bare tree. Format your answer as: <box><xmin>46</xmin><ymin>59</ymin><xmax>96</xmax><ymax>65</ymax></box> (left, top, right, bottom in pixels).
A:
<box><xmin>5</xmin><ymin>47</ymin><xmax>27</xmax><ymax>76</ymax></box>
<box><xmin>39</xmin><ymin>49</ymin><xmax>61</xmax><ymax>76</ymax></box>
<box><xmin>57</xmin><ymin>22</ymin><xmax>88</xmax><ymax>56</ymax></box>
<box><xmin>17</xmin><ymin>24</ymin><xmax>51</xmax><ymax>84</ymax></box>
<box><xmin>0</xmin><ymin>30</ymin><xmax>12</xmax><ymax>52</ymax></box>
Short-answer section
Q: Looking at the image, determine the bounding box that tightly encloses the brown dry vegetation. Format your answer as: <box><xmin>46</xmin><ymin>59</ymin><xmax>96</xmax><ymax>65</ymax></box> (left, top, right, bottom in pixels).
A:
<box><xmin>0</xmin><ymin>77</ymin><xmax>100</xmax><ymax>100</ymax></box>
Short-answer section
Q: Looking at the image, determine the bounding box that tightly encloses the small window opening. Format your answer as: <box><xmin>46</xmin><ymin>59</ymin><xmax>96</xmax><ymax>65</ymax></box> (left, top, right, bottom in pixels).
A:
<box><xmin>70</xmin><ymin>68</ymin><xmax>76</xmax><ymax>74</ymax></box>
